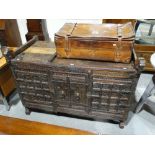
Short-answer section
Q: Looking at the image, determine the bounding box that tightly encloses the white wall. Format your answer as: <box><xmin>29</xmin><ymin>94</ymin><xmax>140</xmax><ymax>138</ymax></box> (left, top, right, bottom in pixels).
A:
<box><xmin>17</xmin><ymin>19</ymin><xmax>27</xmax><ymax>44</ymax></box>
<box><xmin>46</xmin><ymin>19</ymin><xmax>102</xmax><ymax>41</ymax></box>
<box><xmin>17</xmin><ymin>19</ymin><xmax>102</xmax><ymax>44</ymax></box>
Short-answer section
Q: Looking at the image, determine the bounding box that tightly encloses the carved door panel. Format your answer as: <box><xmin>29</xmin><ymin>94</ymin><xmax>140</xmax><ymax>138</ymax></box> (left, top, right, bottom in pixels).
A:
<box><xmin>54</xmin><ymin>81</ymin><xmax>70</xmax><ymax>103</ymax></box>
<box><xmin>70</xmin><ymin>83</ymin><xmax>87</xmax><ymax>107</ymax></box>
<box><xmin>50</xmin><ymin>71</ymin><xmax>70</xmax><ymax>107</ymax></box>
<box><xmin>50</xmin><ymin>70</ymin><xmax>90</xmax><ymax>109</ymax></box>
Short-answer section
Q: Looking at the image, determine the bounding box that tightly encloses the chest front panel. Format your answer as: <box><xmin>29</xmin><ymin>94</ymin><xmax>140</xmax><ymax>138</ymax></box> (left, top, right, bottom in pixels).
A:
<box><xmin>49</xmin><ymin>69</ymin><xmax>90</xmax><ymax>110</ymax></box>
<box><xmin>11</xmin><ymin>58</ymin><xmax>138</xmax><ymax>122</ymax></box>
<box><xmin>89</xmin><ymin>70</ymin><xmax>137</xmax><ymax>116</ymax></box>
<box><xmin>12</xmin><ymin>63</ymin><xmax>54</xmax><ymax>106</ymax></box>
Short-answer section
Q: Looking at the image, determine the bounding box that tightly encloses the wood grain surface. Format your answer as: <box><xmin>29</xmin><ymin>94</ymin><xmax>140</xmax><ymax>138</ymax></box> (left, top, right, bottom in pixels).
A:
<box><xmin>55</xmin><ymin>23</ymin><xmax>134</xmax><ymax>63</ymax></box>
<box><xmin>0</xmin><ymin>115</ymin><xmax>94</xmax><ymax>135</ymax></box>
<box><xmin>0</xmin><ymin>57</ymin><xmax>6</xmax><ymax>68</ymax></box>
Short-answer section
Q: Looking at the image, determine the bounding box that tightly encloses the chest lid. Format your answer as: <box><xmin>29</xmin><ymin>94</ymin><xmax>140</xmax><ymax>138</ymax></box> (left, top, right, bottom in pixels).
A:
<box><xmin>13</xmin><ymin>41</ymin><xmax>56</xmax><ymax>64</ymax></box>
<box><xmin>52</xmin><ymin>58</ymin><xmax>137</xmax><ymax>74</ymax></box>
<box><xmin>55</xmin><ymin>23</ymin><xmax>135</xmax><ymax>41</ymax></box>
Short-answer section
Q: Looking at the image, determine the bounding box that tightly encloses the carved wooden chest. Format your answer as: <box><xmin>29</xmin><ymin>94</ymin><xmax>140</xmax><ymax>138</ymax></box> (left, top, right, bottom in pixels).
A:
<box><xmin>10</xmin><ymin>38</ymin><xmax>142</xmax><ymax>128</ymax></box>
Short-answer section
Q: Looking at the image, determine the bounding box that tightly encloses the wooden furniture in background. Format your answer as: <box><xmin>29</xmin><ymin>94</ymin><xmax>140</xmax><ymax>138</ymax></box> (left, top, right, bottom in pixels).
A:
<box><xmin>0</xmin><ymin>19</ymin><xmax>22</xmax><ymax>46</ymax></box>
<box><xmin>134</xmin><ymin>44</ymin><xmax>155</xmax><ymax>72</ymax></box>
<box><xmin>0</xmin><ymin>115</ymin><xmax>93</xmax><ymax>135</ymax></box>
<box><xmin>102</xmin><ymin>19</ymin><xmax>137</xmax><ymax>28</ymax></box>
<box><xmin>0</xmin><ymin>19</ymin><xmax>7</xmax><ymax>46</ymax></box>
<box><xmin>134</xmin><ymin>19</ymin><xmax>155</xmax><ymax>36</ymax></box>
<box><xmin>0</xmin><ymin>19</ymin><xmax>21</xmax><ymax>109</ymax></box>
<box><xmin>0</xmin><ymin>47</ymin><xmax>17</xmax><ymax>110</ymax></box>
<box><xmin>25</xmin><ymin>19</ymin><xmax>50</xmax><ymax>41</ymax></box>
<box><xmin>5</xmin><ymin>19</ymin><xmax>22</xmax><ymax>46</ymax></box>
<box><xmin>0</xmin><ymin>60</ymin><xmax>15</xmax><ymax>97</ymax></box>
<box><xmin>134</xmin><ymin>20</ymin><xmax>155</xmax><ymax>72</ymax></box>
<box><xmin>0</xmin><ymin>19</ymin><xmax>22</xmax><ymax>72</ymax></box>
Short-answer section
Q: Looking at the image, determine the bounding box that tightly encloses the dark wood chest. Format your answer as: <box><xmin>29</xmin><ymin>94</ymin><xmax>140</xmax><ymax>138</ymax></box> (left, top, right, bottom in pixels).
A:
<box><xmin>10</xmin><ymin>40</ymin><xmax>141</xmax><ymax>128</ymax></box>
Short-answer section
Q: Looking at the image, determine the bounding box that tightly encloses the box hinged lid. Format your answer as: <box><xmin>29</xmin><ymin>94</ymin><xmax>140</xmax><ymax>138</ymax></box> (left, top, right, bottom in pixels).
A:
<box><xmin>55</xmin><ymin>22</ymin><xmax>135</xmax><ymax>41</ymax></box>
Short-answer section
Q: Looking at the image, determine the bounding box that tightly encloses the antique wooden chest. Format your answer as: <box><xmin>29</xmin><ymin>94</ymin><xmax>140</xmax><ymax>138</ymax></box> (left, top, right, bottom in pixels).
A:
<box><xmin>55</xmin><ymin>23</ymin><xmax>135</xmax><ymax>63</ymax></box>
<box><xmin>10</xmin><ymin>38</ymin><xmax>142</xmax><ymax>128</ymax></box>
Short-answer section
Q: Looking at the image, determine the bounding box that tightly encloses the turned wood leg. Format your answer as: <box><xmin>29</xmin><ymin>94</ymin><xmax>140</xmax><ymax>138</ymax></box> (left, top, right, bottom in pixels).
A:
<box><xmin>119</xmin><ymin>122</ymin><xmax>125</xmax><ymax>129</ymax></box>
<box><xmin>25</xmin><ymin>107</ymin><xmax>31</xmax><ymax>115</ymax></box>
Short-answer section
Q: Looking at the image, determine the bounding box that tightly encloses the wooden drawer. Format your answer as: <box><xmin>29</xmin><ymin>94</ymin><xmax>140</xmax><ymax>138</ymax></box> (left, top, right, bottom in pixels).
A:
<box><xmin>135</xmin><ymin>44</ymin><xmax>155</xmax><ymax>72</ymax></box>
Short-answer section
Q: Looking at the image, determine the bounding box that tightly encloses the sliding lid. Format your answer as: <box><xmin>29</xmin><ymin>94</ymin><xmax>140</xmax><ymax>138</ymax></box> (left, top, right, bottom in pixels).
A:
<box><xmin>55</xmin><ymin>22</ymin><xmax>135</xmax><ymax>41</ymax></box>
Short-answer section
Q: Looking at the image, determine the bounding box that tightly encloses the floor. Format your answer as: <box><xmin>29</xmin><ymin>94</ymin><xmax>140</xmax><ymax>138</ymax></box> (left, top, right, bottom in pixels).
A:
<box><xmin>0</xmin><ymin>73</ymin><xmax>155</xmax><ymax>135</ymax></box>
<box><xmin>0</xmin><ymin>115</ymin><xmax>93</xmax><ymax>135</ymax></box>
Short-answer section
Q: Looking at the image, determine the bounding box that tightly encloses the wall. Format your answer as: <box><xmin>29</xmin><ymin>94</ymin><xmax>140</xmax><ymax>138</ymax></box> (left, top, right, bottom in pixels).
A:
<box><xmin>17</xmin><ymin>19</ymin><xmax>102</xmax><ymax>44</ymax></box>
